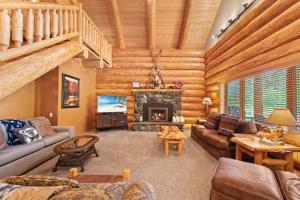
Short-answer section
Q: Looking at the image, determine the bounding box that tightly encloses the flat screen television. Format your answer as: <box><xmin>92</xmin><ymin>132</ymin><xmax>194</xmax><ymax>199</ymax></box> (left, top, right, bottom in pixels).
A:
<box><xmin>97</xmin><ymin>96</ymin><xmax>127</xmax><ymax>113</ymax></box>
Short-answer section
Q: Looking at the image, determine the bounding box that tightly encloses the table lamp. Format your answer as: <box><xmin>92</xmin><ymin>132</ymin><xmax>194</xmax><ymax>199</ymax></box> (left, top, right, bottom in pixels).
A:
<box><xmin>266</xmin><ymin>108</ymin><xmax>297</xmax><ymax>140</ymax></box>
<box><xmin>202</xmin><ymin>97</ymin><xmax>212</xmax><ymax>112</ymax></box>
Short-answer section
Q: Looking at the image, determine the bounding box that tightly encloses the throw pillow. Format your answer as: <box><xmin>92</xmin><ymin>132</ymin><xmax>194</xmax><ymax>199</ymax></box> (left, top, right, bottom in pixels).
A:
<box><xmin>204</xmin><ymin>113</ymin><xmax>221</xmax><ymax>129</ymax></box>
<box><xmin>0</xmin><ymin>119</ymin><xmax>27</xmax><ymax>146</ymax></box>
<box><xmin>29</xmin><ymin>117</ymin><xmax>55</xmax><ymax>137</ymax></box>
<box><xmin>12</xmin><ymin>125</ymin><xmax>41</xmax><ymax>144</ymax></box>
<box><xmin>0</xmin><ymin>175</ymin><xmax>79</xmax><ymax>188</ymax></box>
<box><xmin>218</xmin><ymin>114</ymin><xmax>239</xmax><ymax>136</ymax></box>
<box><xmin>123</xmin><ymin>181</ymin><xmax>156</xmax><ymax>200</ymax></box>
<box><xmin>236</xmin><ymin>120</ymin><xmax>257</xmax><ymax>134</ymax></box>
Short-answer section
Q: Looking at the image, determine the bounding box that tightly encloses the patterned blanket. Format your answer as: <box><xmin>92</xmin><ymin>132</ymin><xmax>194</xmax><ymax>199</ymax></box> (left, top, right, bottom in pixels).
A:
<box><xmin>0</xmin><ymin>183</ymin><xmax>69</xmax><ymax>200</ymax></box>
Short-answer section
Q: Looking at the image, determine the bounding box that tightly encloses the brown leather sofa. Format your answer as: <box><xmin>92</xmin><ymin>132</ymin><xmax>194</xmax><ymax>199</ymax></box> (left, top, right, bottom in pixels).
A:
<box><xmin>191</xmin><ymin>119</ymin><xmax>259</xmax><ymax>159</ymax></box>
<box><xmin>211</xmin><ymin>158</ymin><xmax>300</xmax><ymax>200</ymax></box>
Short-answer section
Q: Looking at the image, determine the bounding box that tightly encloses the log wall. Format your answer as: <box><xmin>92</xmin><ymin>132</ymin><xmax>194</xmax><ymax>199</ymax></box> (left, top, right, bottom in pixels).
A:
<box><xmin>205</xmin><ymin>0</ymin><xmax>300</xmax><ymax>113</ymax></box>
<box><xmin>95</xmin><ymin>48</ymin><xmax>206</xmax><ymax>129</ymax></box>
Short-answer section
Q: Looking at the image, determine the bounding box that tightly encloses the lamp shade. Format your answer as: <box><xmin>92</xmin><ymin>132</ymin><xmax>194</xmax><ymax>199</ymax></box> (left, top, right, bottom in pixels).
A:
<box><xmin>266</xmin><ymin>108</ymin><xmax>297</xmax><ymax>127</ymax></box>
<box><xmin>202</xmin><ymin>97</ymin><xmax>212</xmax><ymax>106</ymax></box>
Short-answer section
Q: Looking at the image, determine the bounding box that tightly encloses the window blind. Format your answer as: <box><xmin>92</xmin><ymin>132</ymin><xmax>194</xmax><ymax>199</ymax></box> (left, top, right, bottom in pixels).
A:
<box><xmin>227</xmin><ymin>80</ymin><xmax>240</xmax><ymax>116</ymax></box>
<box><xmin>260</xmin><ymin>69</ymin><xmax>287</xmax><ymax>118</ymax></box>
<box><xmin>295</xmin><ymin>65</ymin><xmax>300</xmax><ymax>123</ymax></box>
<box><xmin>244</xmin><ymin>77</ymin><xmax>254</xmax><ymax>121</ymax></box>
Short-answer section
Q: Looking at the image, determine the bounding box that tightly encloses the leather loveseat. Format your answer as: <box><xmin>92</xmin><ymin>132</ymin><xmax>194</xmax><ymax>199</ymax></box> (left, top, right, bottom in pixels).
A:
<box><xmin>0</xmin><ymin>117</ymin><xmax>74</xmax><ymax>178</ymax></box>
<box><xmin>211</xmin><ymin>158</ymin><xmax>300</xmax><ymax>200</ymax></box>
<box><xmin>191</xmin><ymin>119</ymin><xmax>260</xmax><ymax>159</ymax></box>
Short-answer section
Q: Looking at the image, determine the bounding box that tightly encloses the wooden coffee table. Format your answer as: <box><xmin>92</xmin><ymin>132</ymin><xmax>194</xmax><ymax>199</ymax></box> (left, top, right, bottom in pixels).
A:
<box><xmin>158</xmin><ymin>127</ymin><xmax>186</xmax><ymax>156</ymax></box>
<box><xmin>53</xmin><ymin>135</ymin><xmax>99</xmax><ymax>172</ymax></box>
<box><xmin>231</xmin><ymin>137</ymin><xmax>300</xmax><ymax>172</ymax></box>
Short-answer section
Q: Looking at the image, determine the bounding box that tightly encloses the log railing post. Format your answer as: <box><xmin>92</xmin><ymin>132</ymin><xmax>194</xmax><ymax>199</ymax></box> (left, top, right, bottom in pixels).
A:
<box><xmin>69</xmin><ymin>10</ymin><xmax>73</xmax><ymax>32</ymax></box>
<box><xmin>25</xmin><ymin>9</ymin><xmax>34</xmax><ymax>44</ymax></box>
<box><xmin>51</xmin><ymin>9</ymin><xmax>58</xmax><ymax>38</ymax></box>
<box><xmin>44</xmin><ymin>9</ymin><xmax>50</xmax><ymax>40</ymax></box>
<box><xmin>0</xmin><ymin>9</ymin><xmax>10</xmax><ymax>51</ymax></box>
<box><xmin>58</xmin><ymin>9</ymin><xmax>63</xmax><ymax>36</ymax></box>
<box><xmin>12</xmin><ymin>9</ymin><xmax>23</xmax><ymax>48</ymax></box>
<box><xmin>63</xmin><ymin>9</ymin><xmax>69</xmax><ymax>34</ymax></box>
<box><xmin>34</xmin><ymin>9</ymin><xmax>43</xmax><ymax>42</ymax></box>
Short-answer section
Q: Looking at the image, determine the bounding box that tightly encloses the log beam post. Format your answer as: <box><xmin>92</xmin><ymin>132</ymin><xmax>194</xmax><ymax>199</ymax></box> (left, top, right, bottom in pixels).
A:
<box><xmin>110</xmin><ymin>0</ymin><xmax>125</xmax><ymax>49</ymax></box>
<box><xmin>148</xmin><ymin>0</ymin><xmax>156</xmax><ymax>50</ymax></box>
<box><xmin>178</xmin><ymin>0</ymin><xmax>193</xmax><ymax>49</ymax></box>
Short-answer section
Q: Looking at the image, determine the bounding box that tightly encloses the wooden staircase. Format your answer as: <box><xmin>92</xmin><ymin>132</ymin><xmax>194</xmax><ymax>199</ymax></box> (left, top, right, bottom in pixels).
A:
<box><xmin>0</xmin><ymin>1</ymin><xmax>112</xmax><ymax>100</ymax></box>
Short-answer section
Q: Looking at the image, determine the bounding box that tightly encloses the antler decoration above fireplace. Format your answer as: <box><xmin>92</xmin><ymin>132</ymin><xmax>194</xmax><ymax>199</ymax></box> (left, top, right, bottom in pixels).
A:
<box><xmin>146</xmin><ymin>49</ymin><xmax>165</xmax><ymax>89</ymax></box>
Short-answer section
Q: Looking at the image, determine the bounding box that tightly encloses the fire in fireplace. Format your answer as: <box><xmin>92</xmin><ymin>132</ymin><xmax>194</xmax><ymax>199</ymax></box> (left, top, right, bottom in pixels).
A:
<box><xmin>149</xmin><ymin>107</ymin><xmax>168</xmax><ymax>122</ymax></box>
<box><xmin>143</xmin><ymin>103</ymin><xmax>173</xmax><ymax>122</ymax></box>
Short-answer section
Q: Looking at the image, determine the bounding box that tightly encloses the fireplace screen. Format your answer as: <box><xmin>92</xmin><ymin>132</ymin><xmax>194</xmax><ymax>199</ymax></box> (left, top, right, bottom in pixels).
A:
<box><xmin>148</xmin><ymin>107</ymin><xmax>168</xmax><ymax>122</ymax></box>
<box><xmin>143</xmin><ymin>103</ymin><xmax>173</xmax><ymax>122</ymax></box>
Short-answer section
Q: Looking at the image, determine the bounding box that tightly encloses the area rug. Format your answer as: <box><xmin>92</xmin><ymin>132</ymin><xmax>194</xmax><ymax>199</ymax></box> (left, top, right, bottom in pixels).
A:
<box><xmin>27</xmin><ymin>130</ymin><xmax>217</xmax><ymax>200</ymax></box>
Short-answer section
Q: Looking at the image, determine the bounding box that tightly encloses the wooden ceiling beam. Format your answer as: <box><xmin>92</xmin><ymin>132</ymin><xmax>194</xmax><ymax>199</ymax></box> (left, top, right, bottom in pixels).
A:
<box><xmin>148</xmin><ymin>0</ymin><xmax>156</xmax><ymax>49</ymax></box>
<box><xmin>110</xmin><ymin>0</ymin><xmax>125</xmax><ymax>49</ymax></box>
<box><xmin>178</xmin><ymin>0</ymin><xmax>193</xmax><ymax>49</ymax></box>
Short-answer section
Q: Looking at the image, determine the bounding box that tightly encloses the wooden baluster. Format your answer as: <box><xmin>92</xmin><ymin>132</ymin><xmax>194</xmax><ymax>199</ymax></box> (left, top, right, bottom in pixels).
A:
<box><xmin>50</xmin><ymin>9</ymin><xmax>58</xmax><ymax>38</ymax></box>
<box><xmin>82</xmin><ymin>15</ymin><xmax>85</xmax><ymax>39</ymax></box>
<box><xmin>69</xmin><ymin>10</ymin><xmax>73</xmax><ymax>32</ymax></box>
<box><xmin>58</xmin><ymin>9</ymin><xmax>63</xmax><ymax>36</ymax></box>
<box><xmin>12</xmin><ymin>9</ymin><xmax>23</xmax><ymax>48</ymax></box>
<box><xmin>44</xmin><ymin>9</ymin><xmax>50</xmax><ymax>40</ymax></box>
<box><xmin>34</xmin><ymin>9</ymin><xmax>44</xmax><ymax>42</ymax></box>
<box><xmin>0</xmin><ymin>9</ymin><xmax>11</xmax><ymax>51</ymax></box>
<box><xmin>73</xmin><ymin>10</ymin><xmax>77</xmax><ymax>32</ymax></box>
<box><xmin>108</xmin><ymin>44</ymin><xmax>112</xmax><ymax>67</ymax></box>
<box><xmin>25</xmin><ymin>9</ymin><xmax>34</xmax><ymax>44</ymax></box>
<box><xmin>86</xmin><ymin>21</ymin><xmax>90</xmax><ymax>42</ymax></box>
<box><xmin>89</xmin><ymin>23</ymin><xmax>92</xmax><ymax>44</ymax></box>
<box><xmin>63</xmin><ymin>10</ymin><xmax>69</xmax><ymax>34</ymax></box>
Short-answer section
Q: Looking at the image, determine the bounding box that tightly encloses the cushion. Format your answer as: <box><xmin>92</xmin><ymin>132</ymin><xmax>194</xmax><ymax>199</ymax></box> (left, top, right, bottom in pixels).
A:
<box><xmin>204</xmin><ymin>113</ymin><xmax>221</xmax><ymax>129</ymax></box>
<box><xmin>0</xmin><ymin>120</ymin><xmax>27</xmax><ymax>146</ymax></box>
<box><xmin>236</xmin><ymin>120</ymin><xmax>257</xmax><ymax>134</ymax></box>
<box><xmin>218</xmin><ymin>114</ymin><xmax>239</xmax><ymax>136</ymax></box>
<box><xmin>123</xmin><ymin>181</ymin><xmax>156</xmax><ymax>200</ymax></box>
<box><xmin>212</xmin><ymin>158</ymin><xmax>284</xmax><ymax>200</ymax></box>
<box><xmin>12</xmin><ymin>125</ymin><xmax>41</xmax><ymax>144</ymax></box>
<box><xmin>0</xmin><ymin>124</ymin><xmax>8</xmax><ymax>150</ymax></box>
<box><xmin>0</xmin><ymin>175</ymin><xmax>79</xmax><ymax>188</ymax></box>
<box><xmin>275</xmin><ymin>171</ymin><xmax>300</xmax><ymax>200</ymax></box>
<box><xmin>0</xmin><ymin>140</ymin><xmax>44</xmax><ymax>166</ymax></box>
<box><xmin>29</xmin><ymin>117</ymin><xmax>55</xmax><ymax>137</ymax></box>
<box><xmin>43</xmin><ymin>132</ymin><xmax>69</xmax><ymax>147</ymax></box>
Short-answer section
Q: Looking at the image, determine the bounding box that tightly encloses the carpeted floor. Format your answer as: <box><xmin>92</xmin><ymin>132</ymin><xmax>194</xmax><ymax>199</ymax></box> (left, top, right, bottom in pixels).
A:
<box><xmin>27</xmin><ymin>130</ymin><xmax>217</xmax><ymax>200</ymax></box>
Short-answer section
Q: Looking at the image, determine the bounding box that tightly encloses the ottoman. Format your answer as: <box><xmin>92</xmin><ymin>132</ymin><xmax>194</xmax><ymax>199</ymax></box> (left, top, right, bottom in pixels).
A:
<box><xmin>210</xmin><ymin>158</ymin><xmax>284</xmax><ymax>200</ymax></box>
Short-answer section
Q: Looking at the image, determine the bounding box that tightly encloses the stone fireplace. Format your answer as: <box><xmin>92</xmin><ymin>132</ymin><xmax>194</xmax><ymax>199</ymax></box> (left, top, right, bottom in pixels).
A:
<box><xmin>132</xmin><ymin>89</ymin><xmax>182</xmax><ymax>131</ymax></box>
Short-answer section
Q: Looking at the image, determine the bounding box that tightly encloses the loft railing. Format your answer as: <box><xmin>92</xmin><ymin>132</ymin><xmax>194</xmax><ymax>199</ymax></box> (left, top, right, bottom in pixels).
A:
<box><xmin>82</xmin><ymin>10</ymin><xmax>112</xmax><ymax>66</ymax></box>
<box><xmin>0</xmin><ymin>2</ymin><xmax>112</xmax><ymax>67</ymax></box>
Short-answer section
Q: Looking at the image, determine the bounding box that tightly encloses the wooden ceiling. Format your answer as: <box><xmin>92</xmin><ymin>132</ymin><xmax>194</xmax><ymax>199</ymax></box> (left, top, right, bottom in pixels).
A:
<box><xmin>80</xmin><ymin>0</ymin><xmax>221</xmax><ymax>49</ymax></box>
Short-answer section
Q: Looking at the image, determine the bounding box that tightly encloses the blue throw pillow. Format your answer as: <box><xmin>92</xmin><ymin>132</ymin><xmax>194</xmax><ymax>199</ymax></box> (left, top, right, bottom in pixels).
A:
<box><xmin>0</xmin><ymin>120</ymin><xmax>27</xmax><ymax>146</ymax></box>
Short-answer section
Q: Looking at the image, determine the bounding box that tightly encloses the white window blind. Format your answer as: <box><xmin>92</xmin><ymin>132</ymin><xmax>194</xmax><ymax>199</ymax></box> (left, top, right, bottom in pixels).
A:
<box><xmin>244</xmin><ymin>77</ymin><xmax>254</xmax><ymax>121</ymax></box>
<box><xmin>295</xmin><ymin>65</ymin><xmax>300</xmax><ymax>123</ymax></box>
<box><xmin>227</xmin><ymin>80</ymin><xmax>240</xmax><ymax>116</ymax></box>
<box><xmin>260</xmin><ymin>69</ymin><xmax>287</xmax><ymax>118</ymax></box>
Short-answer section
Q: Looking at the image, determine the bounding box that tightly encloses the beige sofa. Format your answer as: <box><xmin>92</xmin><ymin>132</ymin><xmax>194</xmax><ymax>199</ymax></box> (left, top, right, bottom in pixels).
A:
<box><xmin>0</xmin><ymin>118</ymin><xmax>74</xmax><ymax>178</ymax></box>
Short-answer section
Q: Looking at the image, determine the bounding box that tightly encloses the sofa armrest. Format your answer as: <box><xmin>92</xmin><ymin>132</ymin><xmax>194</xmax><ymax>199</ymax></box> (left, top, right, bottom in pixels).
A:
<box><xmin>52</xmin><ymin>126</ymin><xmax>75</xmax><ymax>137</ymax></box>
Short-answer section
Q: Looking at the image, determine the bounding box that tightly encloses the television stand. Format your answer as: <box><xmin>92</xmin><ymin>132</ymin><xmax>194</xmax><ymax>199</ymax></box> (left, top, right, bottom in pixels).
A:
<box><xmin>96</xmin><ymin>112</ymin><xmax>128</xmax><ymax>130</ymax></box>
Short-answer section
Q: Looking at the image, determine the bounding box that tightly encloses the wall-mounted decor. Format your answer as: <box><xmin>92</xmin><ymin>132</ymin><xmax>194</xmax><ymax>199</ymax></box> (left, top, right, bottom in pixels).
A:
<box><xmin>61</xmin><ymin>74</ymin><xmax>80</xmax><ymax>108</ymax></box>
<box><xmin>132</xmin><ymin>82</ymin><xmax>140</xmax><ymax>88</ymax></box>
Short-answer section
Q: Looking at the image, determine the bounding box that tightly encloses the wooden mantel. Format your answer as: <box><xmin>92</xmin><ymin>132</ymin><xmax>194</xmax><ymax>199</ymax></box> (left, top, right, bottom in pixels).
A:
<box><xmin>132</xmin><ymin>88</ymin><xmax>183</xmax><ymax>93</ymax></box>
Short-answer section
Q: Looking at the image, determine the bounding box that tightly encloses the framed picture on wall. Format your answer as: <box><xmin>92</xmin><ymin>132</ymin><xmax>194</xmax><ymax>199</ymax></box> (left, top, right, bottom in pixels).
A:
<box><xmin>61</xmin><ymin>74</ymin><xmax>80</xmax><ymax>108</ymax></box>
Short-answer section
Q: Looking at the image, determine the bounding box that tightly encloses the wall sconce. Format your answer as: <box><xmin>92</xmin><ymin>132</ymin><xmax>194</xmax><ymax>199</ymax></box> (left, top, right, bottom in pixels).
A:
<box><xmin>202</xmin><ymin>97</ymin><xmax>212</xmax><ymax>112</ymax></box>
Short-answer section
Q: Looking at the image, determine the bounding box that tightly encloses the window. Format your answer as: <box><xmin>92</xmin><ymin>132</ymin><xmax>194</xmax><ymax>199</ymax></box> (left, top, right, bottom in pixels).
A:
<box><xmin>260</xmin><ymin>69</ymin><xmax>287</xmax><ymax>118</ymax></box>
<box><xmin>296</xmin><ymin>65</ymin><xmax>300</xmax><ymax>122</ymax></box>
<box><xmin>226</xmin><ymin>80</ymin><xmax>240</xmax><ymax>116</ymax></box>
<box><xmin>244</xmin><ymin>77</ymin><xmax>254</xmax><ymax>121</ymax></box>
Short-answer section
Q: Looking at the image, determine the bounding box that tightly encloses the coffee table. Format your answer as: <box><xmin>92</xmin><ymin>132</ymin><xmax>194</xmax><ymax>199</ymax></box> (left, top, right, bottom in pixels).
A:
<box><xmin>158</xmin><ymin>127</ymin><xmax>186</xmax><ymax>156</ymax></box>
<box><xmin>231</xmin><ymin>137</ymin><xmax>300</xmax><ymax>172</ymax></box>
<box><xmin>53</xmin><ymin>135</ymin><xmax>99</xmax><ymax>172</ymax></box>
